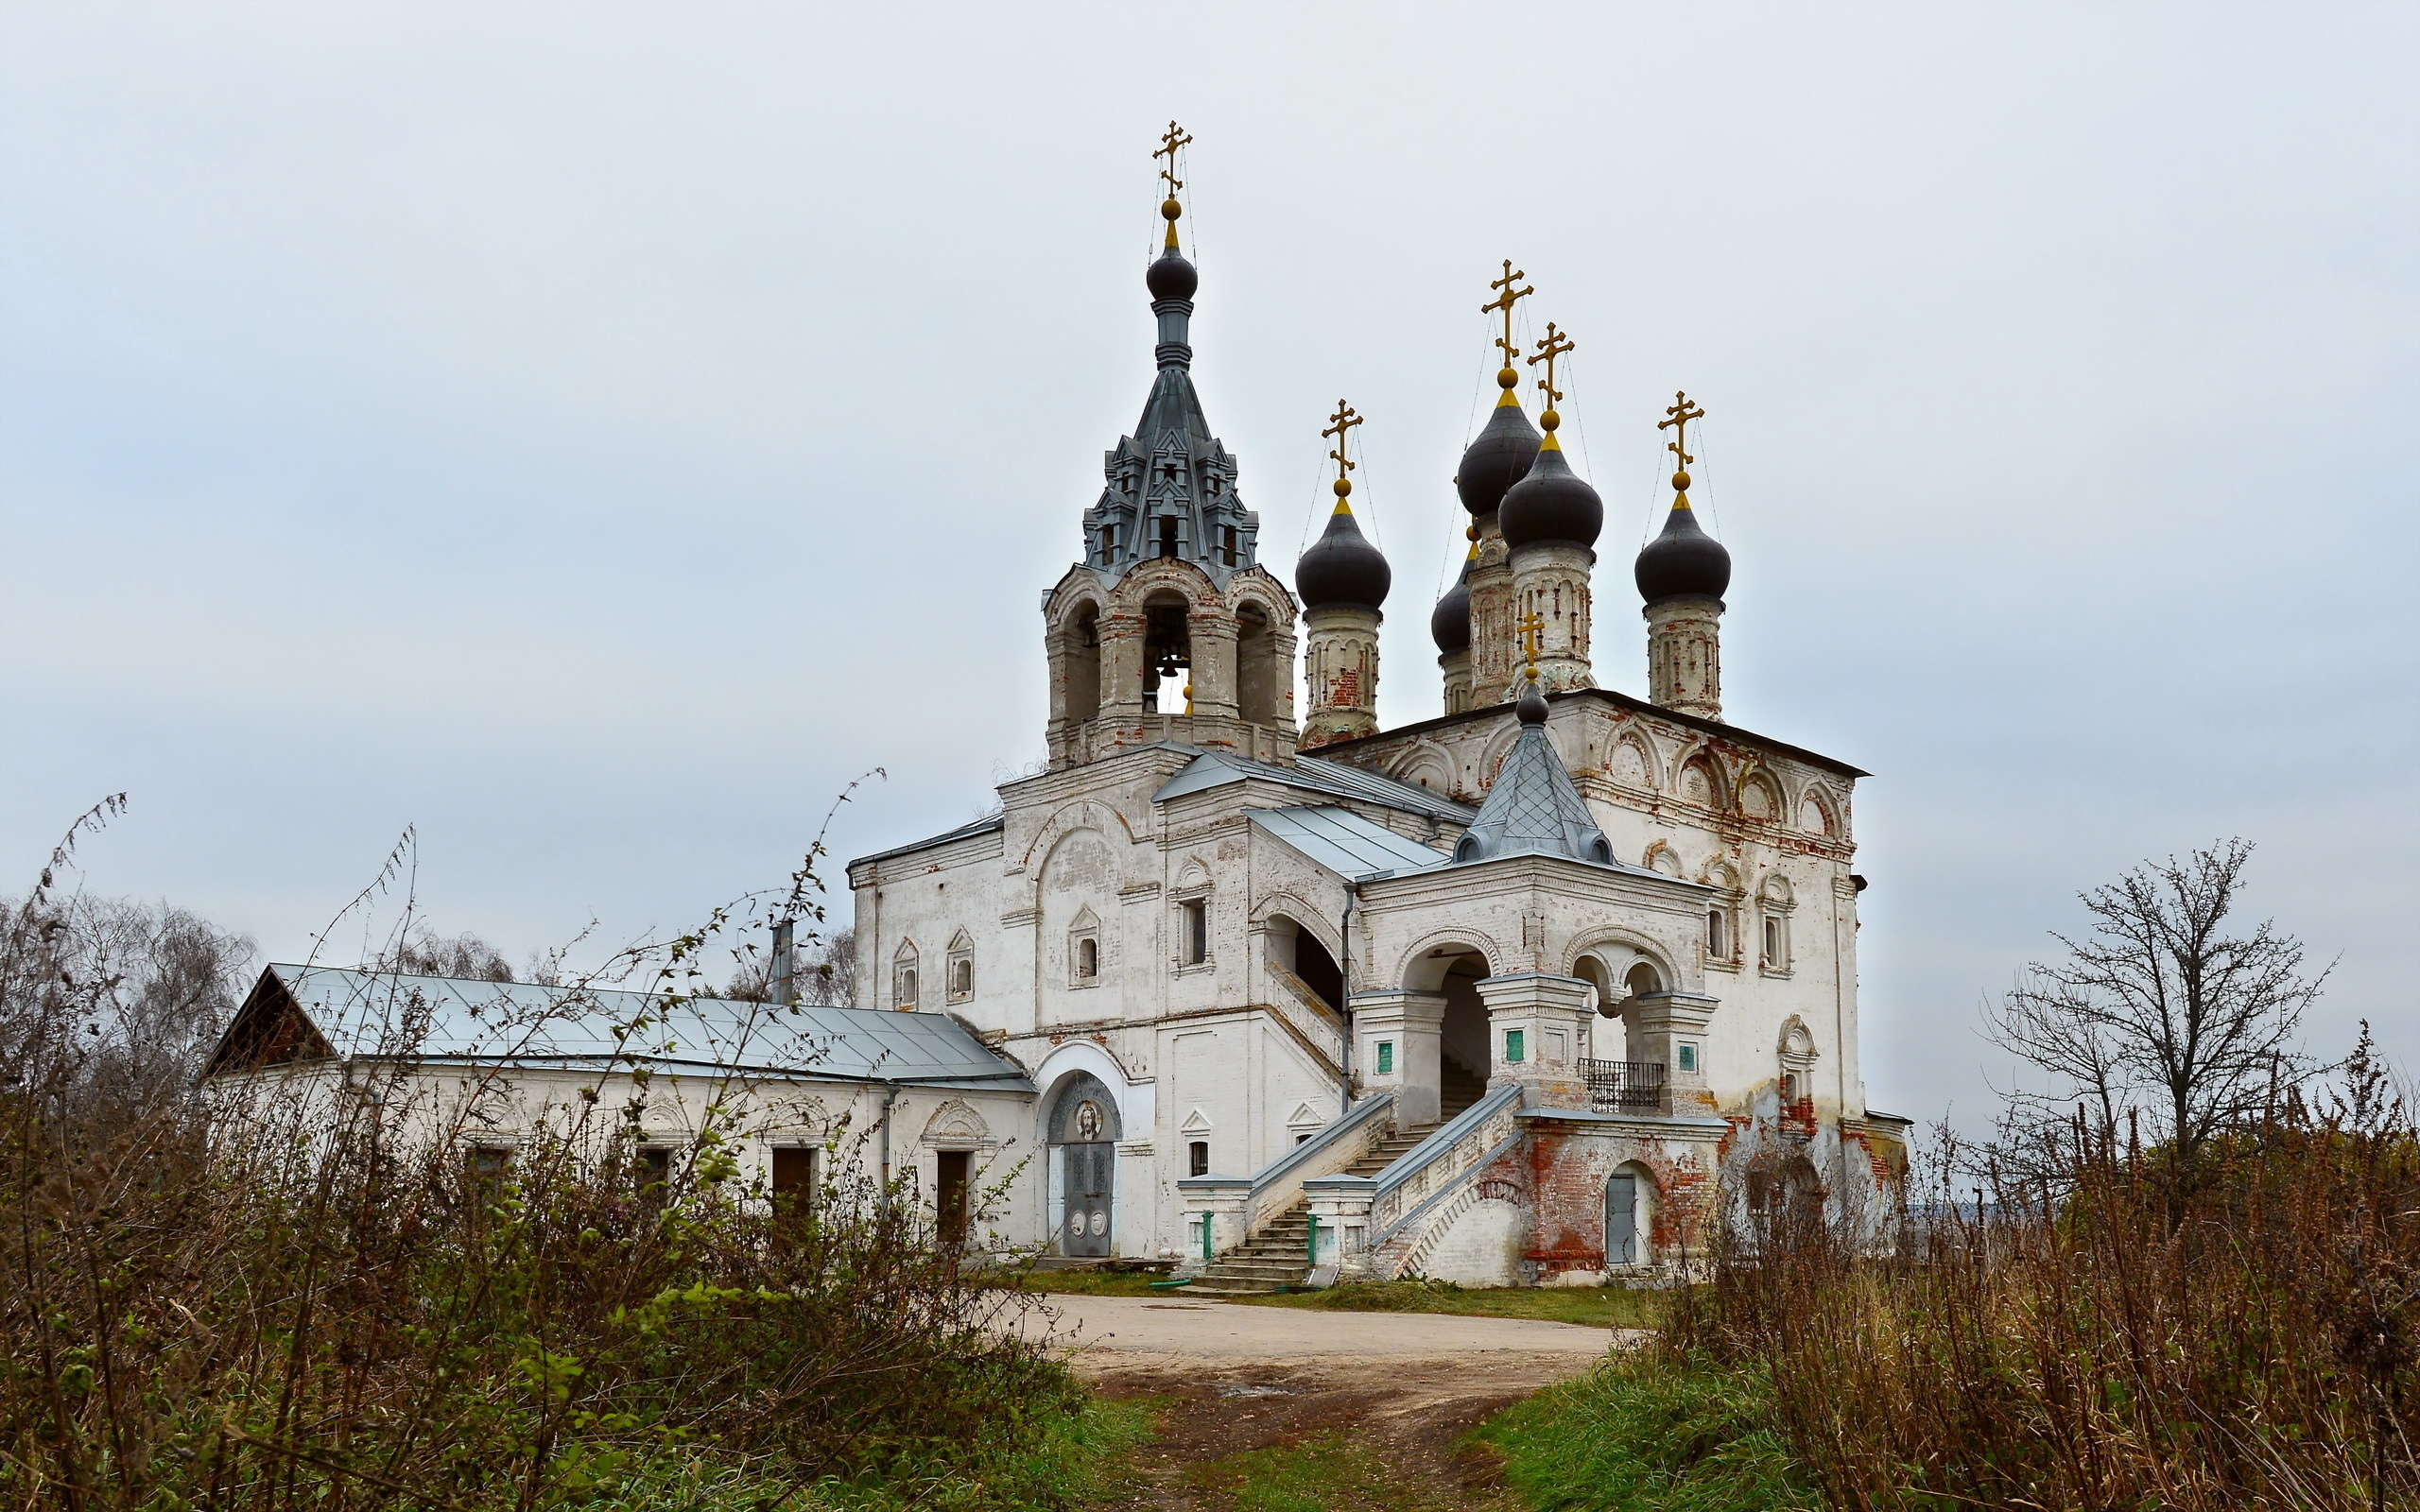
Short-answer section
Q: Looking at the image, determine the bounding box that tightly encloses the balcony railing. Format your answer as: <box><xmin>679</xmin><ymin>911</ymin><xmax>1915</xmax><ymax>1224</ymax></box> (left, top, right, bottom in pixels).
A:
<box><xmin>1581</xmin><ymin>1058</ymin><xmax>1665</xmax><ymax>1112</ymax></box>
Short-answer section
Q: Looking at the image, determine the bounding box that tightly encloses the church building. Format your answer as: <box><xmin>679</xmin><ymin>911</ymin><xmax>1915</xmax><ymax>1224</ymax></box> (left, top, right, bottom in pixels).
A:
<box><xmin>845</xmin><ymin>138</ymin><xmax>1908</xmax><ymax>1288</ymax></box>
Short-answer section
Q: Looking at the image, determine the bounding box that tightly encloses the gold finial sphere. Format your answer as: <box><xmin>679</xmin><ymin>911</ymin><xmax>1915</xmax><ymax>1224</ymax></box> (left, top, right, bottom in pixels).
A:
<box><xmin>1540</xmin><ymin>410</ymin><xmax>1560</xmax><ymax>432</ymax></box>
<box><xmin>1162</xmin><ymin>198</ymin><xmax>1183</xmax><ymax>221</ymax></box>
<box><xmin>1333</xmin><ymin>477</ymin><xmax>1352</xmax><ymax>498</ymax></box>
<box><xmin>1671</xmin><ymin>471</ymin><xmax>1691</xmax><ymax>491</ymax></box>
<box><xmin>1526</xmin><ymin>664</ymin><xmax>1540</xmax><ymax>680</ymax></box>
<box><xmin>1465</xmin><ymin>524</ymin><xmax>1478</xmax><ymax>541</ymax></box>
<box><xmin>1496</xmin><ymin>367</ymin><xmax>1519</xmax><ymax>390</ymax></box>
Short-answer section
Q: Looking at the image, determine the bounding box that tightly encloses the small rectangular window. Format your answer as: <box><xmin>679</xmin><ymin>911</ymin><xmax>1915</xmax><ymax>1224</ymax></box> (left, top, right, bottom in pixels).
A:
<box><xmin>1221</xmin><ymin>524</ymin><xmax>1238</xmax><ymax>567</ymax></box>
<box><xmin>1076</xmin><ymin>936</ymin><xmax>1098</xmax><ymax>980</ymax></box>
<box><xmin>1375</xmin><ymin>1040</ymin><xmax>1393</xmax><ymax>1075</ymax></box>
<box><xmin>1188</xmin><ymin>1140</ymin><xmax>1209</xmax><ymax>1177</ymax></box>
<box><xmin>1158</xmin><ymin>516</ymin><xmax>1180</xmax><ymax>558</ymax></box>
<box><xmin>1707</xmin><ymin>910</ymin><xmax>1726</xmax><ymax>957</ymax></box>
<box><xmin>1505</xmin><ymin>1029</ymin><xmax>1525</xmax><ymax>1064</ymax></box>
<box><xmin>1678</xmin><ymin>1042</ymin><xmax>1699</xmax><ymax>1074</ymax></box>
<box><xmin>635</xmin><ymin>1145</ymin><xmax>673</xmax><ymax>1203</ymax></box>
<box><xmin>1181</xmin><ymin>901</ymin><xmax>1207</xmax><ymax>966</ymax></box>
<box><xmin>467</xmin><ymin>1146</ymin><xmax>510</xmax><ymax>1179</ymax></box>
<box><xmin>1763</xmin><ymin>917</ymin><xmax>1780</xmax><ymax>964</ymax></box>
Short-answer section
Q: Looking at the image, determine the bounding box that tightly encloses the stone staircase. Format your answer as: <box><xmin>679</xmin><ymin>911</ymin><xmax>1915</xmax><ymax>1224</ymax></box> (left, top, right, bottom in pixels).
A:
<box><xmin>1186</xmin><ymin>1061</ymin><xmax>1485</xmax><ymax>1297</ymax></box>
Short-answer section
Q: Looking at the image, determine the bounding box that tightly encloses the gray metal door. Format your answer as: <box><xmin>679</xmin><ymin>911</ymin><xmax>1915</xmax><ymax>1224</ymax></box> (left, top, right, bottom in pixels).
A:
<box><xmin>1063</xmin><ymin>1142</ymin><xmax>1114</xmax><ymax>1256</ymax></box>
<box><xmin>1606</xmin><ymin>1173</ymin><xmax>1638</xmax><ymax>1266</ymax></box>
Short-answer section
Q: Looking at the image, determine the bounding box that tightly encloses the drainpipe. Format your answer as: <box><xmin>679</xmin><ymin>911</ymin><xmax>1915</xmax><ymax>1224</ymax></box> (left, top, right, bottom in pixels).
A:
<box><xmin>1339</xmin><ymin>880</ymin><xmax>1359</xmax><ymax>1118</ymax></box>
<box><xmin>877</xmin><ymin>1080</ymin><xmax>903</xmax><ymax>1210</ymax></box>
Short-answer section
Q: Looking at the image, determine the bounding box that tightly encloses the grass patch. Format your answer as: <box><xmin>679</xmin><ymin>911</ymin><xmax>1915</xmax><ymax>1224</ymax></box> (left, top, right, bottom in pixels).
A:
<box><xmin>991</xmin><ymin>1266</ymin><xmax>1172</xmax><ymax>1297</ymax></box>
<box><xmin>1182</xmin><ymin>1428</ymin><xmax>1463</xmax><ymax>1512</ymax></box>
<box><xmin>1472</xmin><ymin>1351</ymin><xmax>1815</xmax><ymax>1512</ymax></box>
<box><xmin>1241</xmin><ymin>1278</ymin><xmax>1666</xmax><ymax>1330</ymax></box>
<box><xmin>576</xmin><ymin>1395</ymin><xmax>1154</xmax><ymax>1511</ymax></box>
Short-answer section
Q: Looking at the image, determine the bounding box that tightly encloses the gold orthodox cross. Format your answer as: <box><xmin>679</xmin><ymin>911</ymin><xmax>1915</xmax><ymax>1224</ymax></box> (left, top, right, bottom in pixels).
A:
<box><xmin>1481</xmin><ymin>260</ymin><xmax>1533</xmax><ymax>372</ymax></box>
<box><xmin>1517</xmin><ymin>610</ymin><xmax>1545</xmax><ymax>670</ymax></box>
<box><xmin>1322</xmin><ymin>399</ymin><xmax>1363</xmax><ymax>486</ymax></box>
<box><xmin>1528</xmin><ymin>322</ymin><xmax>1575</xmax><ymax>411</ymax></box>
<box><xmin>1155</xmin><ymin>121</ymin><xmax>1193</xmax><ymax>197</ymax></box>
<box><xmin>1659</xmin><ymin>391</ymin><xmax>1706</xmax><ymax>469</ymax></box>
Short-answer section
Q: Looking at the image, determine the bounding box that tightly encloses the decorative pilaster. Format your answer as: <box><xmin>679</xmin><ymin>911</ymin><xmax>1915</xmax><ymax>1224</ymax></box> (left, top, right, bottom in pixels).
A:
<box><xmin>1626</xmin><ymin>990</ymin><xmax>1720</xmax><ymax>1115</ymax></box>
<box><xmin>1477</xmin><ymin>972</ymin><xmax>1597</xmax><ymax>1109</ymax></box>
<box><xmin>1350</xmin><ymin>989</ymin><xmax>1445</xmax><ymax>1125</ymax></box>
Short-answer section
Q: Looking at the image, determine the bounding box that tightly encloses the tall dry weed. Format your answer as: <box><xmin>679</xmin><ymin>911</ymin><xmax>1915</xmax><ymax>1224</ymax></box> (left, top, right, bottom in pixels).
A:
<box><xmin>1</xmin><ymin>799</ymin><xmax>1072</xmax><ymax>1512</ymax></box>
<box><xmin>1675</xmin><ymin>1041</ymin><xmax>2420</xmax><ymax>1510</ymax></box>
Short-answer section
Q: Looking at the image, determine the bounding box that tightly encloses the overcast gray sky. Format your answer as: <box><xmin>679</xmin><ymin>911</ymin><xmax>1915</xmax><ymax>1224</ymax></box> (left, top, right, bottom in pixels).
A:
<box><xmin>3</xmin><ymin>2</ymin><xmax>2412</xmax><ymax>1127</ymax></box>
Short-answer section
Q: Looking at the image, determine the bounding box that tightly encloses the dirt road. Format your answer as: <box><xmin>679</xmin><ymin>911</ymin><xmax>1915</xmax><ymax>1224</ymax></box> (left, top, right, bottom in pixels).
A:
<box><xmin>1018</xmin><ymin>1296</ymin><xmax>1628</xmax><ymax>1510</ymax></box>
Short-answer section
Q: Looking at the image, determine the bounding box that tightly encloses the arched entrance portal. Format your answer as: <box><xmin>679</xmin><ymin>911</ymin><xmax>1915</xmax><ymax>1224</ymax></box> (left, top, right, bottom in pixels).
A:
<box><xmin>1606</xmin><ymin>1164</ymin><xmax>1656</xmax><ymax>1268</ymax></box>
<box><xmin>1046</xmin><ymin>1074</ymin><xmax>1122</xmax><ymax>1257</ymax></box>
<box><xmin>1397</xmin><ymin>944</ymin><xmax>1494</xmax><ymax>1125</ymax></box>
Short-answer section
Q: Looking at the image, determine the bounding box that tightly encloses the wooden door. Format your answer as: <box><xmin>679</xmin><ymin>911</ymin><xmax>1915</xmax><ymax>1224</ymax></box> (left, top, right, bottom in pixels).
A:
<box><xmin>936</xmin><ymin>1150</ymin><xmax>971</xmax><ymax>1245</ymax></box>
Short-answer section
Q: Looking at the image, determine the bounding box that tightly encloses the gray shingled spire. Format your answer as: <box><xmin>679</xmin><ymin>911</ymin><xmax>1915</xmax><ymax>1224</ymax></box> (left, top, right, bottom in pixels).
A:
<box><xmin>1079</xmin><ymin>237</ymin><xmax>1261</xmax><ymax>587</ymax></box>
<box><xmin>1452</xmin><ymin>679</ymin><xmax>1616</xmax><ymax>866</ymax></box>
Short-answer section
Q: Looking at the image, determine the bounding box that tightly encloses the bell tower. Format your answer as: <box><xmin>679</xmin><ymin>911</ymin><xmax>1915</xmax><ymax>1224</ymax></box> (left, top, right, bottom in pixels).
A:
<box><xmin>1043</xmin><ymin>126</ymin><xmax>1301</xmax><ymax>769</ymax></box>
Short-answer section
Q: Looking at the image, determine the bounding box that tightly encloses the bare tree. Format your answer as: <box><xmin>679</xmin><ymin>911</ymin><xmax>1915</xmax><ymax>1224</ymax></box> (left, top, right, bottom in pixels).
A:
<box><xmin>1</xmin><ymin>891</ymin><xmax>255</xmax><ymax>1092</ymax></box>
<box><xmin>726</xmin><ymin>926</ymin><xmax>856</xmax><ymax>1005</ymax></box>
<box><xmin>382</xmin><ymin>927</ymin><xmax>514</xmax><ymax>981</ymax></box>
<box><xmin>801</xmin><ymin>926</ymin><xmax>856</xmax><ymax>1007</ymax></box>
<box><xmin>1988</xmin><ymin>839</ymin><xmax>2327</xmax><ymax>1173</ymax></box>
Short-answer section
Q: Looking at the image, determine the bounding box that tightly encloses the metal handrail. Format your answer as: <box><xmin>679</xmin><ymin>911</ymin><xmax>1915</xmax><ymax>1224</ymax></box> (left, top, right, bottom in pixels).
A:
<box><xmin>1580</xmin><ymin>1058</ymin><xmax>1666</xmax><ymax>1111</ymax></box>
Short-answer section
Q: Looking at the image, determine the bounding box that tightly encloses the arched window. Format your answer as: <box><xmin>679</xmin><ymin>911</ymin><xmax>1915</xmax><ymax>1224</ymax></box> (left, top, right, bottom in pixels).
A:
<box><xmin>892</xmin><ymin>941</ymin><xmax>920</xmax><ymax>1009</ymax></box>
<box><xmin>1706</xmin><ymin>909</ymin><xmax>1728</xmax><ymax>959</ymax></box>
<box><xmin>1068</xmin><ymin>908</ymin><xmax>1101</xmax><ymax>988</ymax></box>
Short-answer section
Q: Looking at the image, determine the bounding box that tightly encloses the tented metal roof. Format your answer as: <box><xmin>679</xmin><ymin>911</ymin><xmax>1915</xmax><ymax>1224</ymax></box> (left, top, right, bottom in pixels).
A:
<box><xmin>1249</xmin><ymin>806</ymin><xmax>1453</xmax><ymax>881</ymax></box>
<box><xmin>206</xmin><ymin>965</ymin><xmax>1032</xmax><ymax>1091</ymax></box>
<box><xmin>1153</xmin><ymin>748</ymin><xmax>1477</xmax><ymax>825</ymax></box>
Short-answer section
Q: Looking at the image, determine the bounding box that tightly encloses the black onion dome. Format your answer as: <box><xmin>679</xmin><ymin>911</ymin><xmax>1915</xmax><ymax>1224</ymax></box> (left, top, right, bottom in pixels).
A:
<box><xmin>1429</xmin><ymin>555</ymin><xmax>1473</xmax><ymax>653</ymax></box>
<box><xmin>1455</xmin><ymin>400</ymin><xmax>1539</xmax><ymax>516</ymax></box>
<box><xmin>1634</xmin><ymin>502</ymin><xmax>1733</xmax><ymax>603</ymax></box>
<box><xmin>1498</xmin><ymin>438</ymin><xmax>1603</xmax><ymax>549</ymax></box>
<box><xmin>1295</xmin><ymin>505</ymin><xmax>1392</xmax><ymax>610</ymax></box>
<box><xmin>1146</xmin><ymin>247</ymin><xmax>1199</xmax><ymax>301</ymax></box>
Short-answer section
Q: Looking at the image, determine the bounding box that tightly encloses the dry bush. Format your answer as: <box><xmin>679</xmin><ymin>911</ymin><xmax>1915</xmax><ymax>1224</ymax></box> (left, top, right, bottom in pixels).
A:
<box><xmin>1674</xmin><ymin>1039</ymin><xmax>2420</xmax><ymax>1510</ymax></box>
<box><xmin>0</xmin><ymin>799</ymin><xmax>1077</xmax><ymax>1512</ymax></box>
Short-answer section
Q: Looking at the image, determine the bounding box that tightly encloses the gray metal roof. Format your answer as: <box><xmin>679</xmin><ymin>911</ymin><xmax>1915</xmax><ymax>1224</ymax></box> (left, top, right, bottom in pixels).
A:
<box><xmin>1153</xmin><ymin>747</ymin><xmax>1478</xmax><ymax>825</ymax></box>
<box><xmin>211</xmin><ymin>965</ymin><xmax>1032</xmax><ymax>1091</ymax></box>
<box><xmin>1451</xmin><ymin>696</ymin><xmax>1640</xmax><ymax>872</ymax></box>
<box><xmin>1249</xmin><ymin>806</ymin><xmax>1453</xmax><ymax>881</ymax></box>
<box><xmin>848</xmin><ymin>813</ymin><xmax>1005</xmax><ymax>871</ymax></box>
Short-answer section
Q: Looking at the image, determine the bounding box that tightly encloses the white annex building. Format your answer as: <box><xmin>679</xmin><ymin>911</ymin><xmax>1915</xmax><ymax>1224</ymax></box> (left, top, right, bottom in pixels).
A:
<box><xmin>841</xmin><ymin>177</ymin><xmax>1910</xmax><ymax>1290</ymax></box>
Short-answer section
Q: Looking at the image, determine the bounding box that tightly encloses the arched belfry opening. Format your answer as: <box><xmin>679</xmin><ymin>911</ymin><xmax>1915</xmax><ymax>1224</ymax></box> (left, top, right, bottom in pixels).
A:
<box><xmin>1039</xmin><ymin>168</ymin><xmax>1300</xmax><ymax>769</ymax></box>
<box><xmin>1236</xmin><ymin>601</ymin><xmax>1278</xmax><ymax>724</ymax></box>
<box><xmin>1065</xmin><ymin>602</ymin><xmax>1100</xmax><ymax>725</ymax></box>
<box><xmin>1143</xmin><ymin>592</ymin><xmax>1191</xmax><ymax>713</ymax></box>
